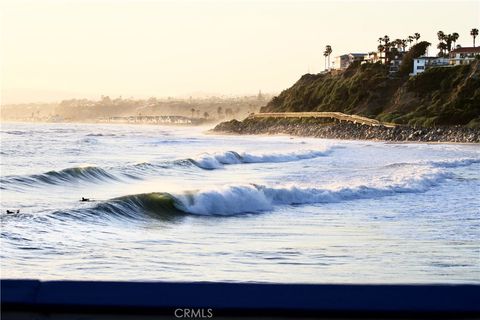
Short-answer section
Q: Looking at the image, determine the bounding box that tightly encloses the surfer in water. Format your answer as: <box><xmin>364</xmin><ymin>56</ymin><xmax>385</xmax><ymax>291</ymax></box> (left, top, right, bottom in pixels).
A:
<box><xmin>81</xmin><ymin>197</ymin><xmax>90</xmax><ymax>202</ymax></box>
<box><xmin>6</xmin><ymin>210</ymin><xmax>20</xmax><ymax>214</ymax></box>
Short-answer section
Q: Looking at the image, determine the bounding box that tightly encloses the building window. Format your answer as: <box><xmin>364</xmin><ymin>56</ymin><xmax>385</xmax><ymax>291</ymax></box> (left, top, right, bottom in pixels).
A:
<box><xmin>417</xmin><ymin>66</ymin><xmax>424</xmax><ymax>70</ymax></box>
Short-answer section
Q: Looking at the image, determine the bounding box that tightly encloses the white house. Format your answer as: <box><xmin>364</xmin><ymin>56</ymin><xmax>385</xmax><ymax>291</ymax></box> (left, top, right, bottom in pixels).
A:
<box><xmin>334</xmin><ymin>53</ymin><xmax>366</xmax><ymax>69</ymax></box>
<box><xmin>411</xmin><ymin>56</ymin><xmax>450</xmax><ymax>76</ymax></box>
<box><xmin>449</xmin><ymin>47</ymin><xmax>480</xmax><ymax>65</ymax></box>
<box><xmin>412</xmin><ymin>57</ymin><xmax>429</xmax><ymax>75</ymax></box>
<box><xmin>334</xmin><ymin>54</ymin><xmax>349</xmax><ymax>69</ymax></box>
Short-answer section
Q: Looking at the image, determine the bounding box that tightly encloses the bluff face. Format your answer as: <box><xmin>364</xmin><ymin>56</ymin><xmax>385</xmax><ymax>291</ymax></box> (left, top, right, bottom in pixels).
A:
<box><xmin>261</xmin><ymin>60</ymin><xmax>480</xmax><ymax>128</ymax></box>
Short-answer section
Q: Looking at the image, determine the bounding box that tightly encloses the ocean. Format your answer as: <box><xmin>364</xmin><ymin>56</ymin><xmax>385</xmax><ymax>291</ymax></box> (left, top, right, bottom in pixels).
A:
<box><xmin>1</xmin><ymin>122</ymin><xmax>479</xmax><ymax>283</ymax></box>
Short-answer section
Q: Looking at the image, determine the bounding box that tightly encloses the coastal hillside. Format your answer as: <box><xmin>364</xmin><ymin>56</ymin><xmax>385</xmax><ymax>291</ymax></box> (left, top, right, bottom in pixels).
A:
<box><xmin>261</xmin><ymin>60</ymin><xmax>480</xmax><ymax>127</ymax></box>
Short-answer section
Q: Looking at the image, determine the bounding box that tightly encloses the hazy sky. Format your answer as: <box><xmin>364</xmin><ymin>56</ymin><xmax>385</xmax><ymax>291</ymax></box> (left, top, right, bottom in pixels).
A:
<box><xmin>1</xmin><ymin>0</ymin><xmax>479</xmax><ymax>104</ymax></box>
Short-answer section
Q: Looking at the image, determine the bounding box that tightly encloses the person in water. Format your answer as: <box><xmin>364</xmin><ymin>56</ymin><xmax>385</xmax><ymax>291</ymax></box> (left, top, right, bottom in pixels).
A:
<box><xmin>6</xmin><ymin>210</ymin><xmax>20</xmax><ymax>214</ymax></box>
<box><xmin>81</xmin><ymin>197</ymin><xmax>90</xmax><ymax>202</ymax></box>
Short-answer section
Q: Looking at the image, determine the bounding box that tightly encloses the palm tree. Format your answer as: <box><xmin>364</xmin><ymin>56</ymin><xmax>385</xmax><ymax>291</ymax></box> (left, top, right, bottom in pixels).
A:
<box><xmin>437</xmin><ymin>42</ymin><xmax>448</xmax><ymax>57</ymax></box>
<box><xmin>451</xmin><ymin>32</ymin><xmax>459</xmax><ymax>49</ymax></box>
<box><xmin>380</xmin><ymin>35</ymin><xmax>390</xmax><ymax>64</ymax></box>
<box><xmin>437</xmin><ymin>31</ymin><xmax>445</xmax><ymax>42</ymax></box>
<box><xmin>407</xmin><ymin>35</ymin><xmax>414</xmax><ymax>48</ymax></box>
<box><xmin>437</xmin><ymin>31</ymin><xmax>447</xmax><ymax>56</ymax></box>
<box><xmin>394</xmin><ymin>39</ymin><xmax>403</xmax><ymax>51</ymax></box>
<box><xmin>401</xmin><ymin>39</ymin><xmax>408</xmax><ymax>52</ymax></box>
<box><xmin>323</xmin><ymin>51</ymin><xmax>328</xmax><ymax>70</ymax></box>
<box><xmin>325</xmin><ymin>45</ymin><xmax>332</xmax><ymax>69</ymax></box>
<box><xmin>445</xmin><ymin>34</ymin><xmax>454</xmax><ymax>52</ymax></box>
<box><xmin>191</xmin><ymin>108</ymin><xmax>195</xmax><ymax>118</ymax></box>
<box><xmin>471</xmin><ymin>28</ymin><xmax>479</xmax><ymax>47</ymax></box>
<box><xmin>217</xmin><ymin>106</ymin><xmax>223</xmax><ymax>119</ymax></box>
<box><xmin>414</xmin><ymin>33</ymin><xmax>421</xmax><ymax>43</ymax></box>
<box><xmin>377</xmin><ymin>44</ymin><xmax>385</xmax><ymax>64</ymax></box>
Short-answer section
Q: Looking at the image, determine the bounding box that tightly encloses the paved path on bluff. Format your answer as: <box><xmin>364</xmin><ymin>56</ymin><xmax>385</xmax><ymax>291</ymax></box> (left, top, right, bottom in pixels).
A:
<box><xmin>251</xmin><ymin>112</ymin><xmax>397</xmax><ymax>128</ymax></box>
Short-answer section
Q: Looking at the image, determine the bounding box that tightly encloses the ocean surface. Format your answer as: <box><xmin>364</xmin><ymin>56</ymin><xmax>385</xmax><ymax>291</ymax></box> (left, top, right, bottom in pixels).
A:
<box><xmin>1</xmin><ymin>122</ymin><xmax>479</xmax><ymax>283</ymax></box>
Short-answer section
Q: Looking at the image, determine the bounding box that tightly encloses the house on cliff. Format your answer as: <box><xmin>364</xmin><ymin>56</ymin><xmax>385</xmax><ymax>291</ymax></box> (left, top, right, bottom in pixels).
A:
<box><xmin>411</xmin><ymin>56</ymin><xmax>449</xmax><ymax>75</ymax></box>
<box><xmin>411</xmin><ymin>47</ymin><xmax>479</xmax><ymax>76</ymax></box>
<box><xmin>334</xmin><ymin>53</ymin><xmax>366</xmax><ymax>69</ymax></box>
<box><xmin>449</xmin><ymin>47</ymin><xmax>480</xmax><ymax>65</ymax></box>
<box><xmin>363</xmin><ymin>52</ymin><xmax>382</xmax><ymax>64</ymax></box>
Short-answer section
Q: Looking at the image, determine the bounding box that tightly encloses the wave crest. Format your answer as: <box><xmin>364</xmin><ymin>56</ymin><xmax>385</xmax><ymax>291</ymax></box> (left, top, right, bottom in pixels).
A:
<box><xmin>174</xmin><ymin>168</ymin><xmax>449</xmax><ymax>215</ymax></box>
<box><xmin>2</xmin><ymin>166</ymin><xmax>120</xmax><ymax>188</ymax></box>
<box><xmin>189</xmin><ymin>148</ymin><xmax>333</xmax><ymax>169</ymax></box>
<box><xmin>60</xmin><ymin>166</ymin><xmax>450</xmax><ymax>220</ymax></box>
<box><xmin>2</xmin><ymin>148</ymin><xmax>335</xmax><ymax>189</ymax></box>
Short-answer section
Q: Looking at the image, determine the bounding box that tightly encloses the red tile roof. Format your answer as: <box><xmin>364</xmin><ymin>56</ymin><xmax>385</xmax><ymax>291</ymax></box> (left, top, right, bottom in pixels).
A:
<box><xmin>450</xmin><ymin>47</ymin><xmax>480</xmax><ymax>54</ymax></box>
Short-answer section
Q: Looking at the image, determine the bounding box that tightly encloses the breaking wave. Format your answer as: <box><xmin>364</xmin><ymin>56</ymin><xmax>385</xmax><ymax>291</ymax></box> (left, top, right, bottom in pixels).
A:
<box><xmin>55</xmin><ymin>192</ymin><xmax>183</xmax><ymax>222</ymax></box>
<box><xmin>1</xmin><ymin>148</ymin><xmax>335</xmax><ymax>189</ymax></box>
<box><xmin>172</xmin><ymin>168</ymin><xmax>450</xmax><ymax>215</ymax></box>
<box><xmin>188</xmin><ymin>148</ymin><xmax>334</xmax><ymax>169</ymax></box>
<box><xmin>57</xmin><ymin>166</ymin><xmax>451</xmax><ymax>220</ymax></box>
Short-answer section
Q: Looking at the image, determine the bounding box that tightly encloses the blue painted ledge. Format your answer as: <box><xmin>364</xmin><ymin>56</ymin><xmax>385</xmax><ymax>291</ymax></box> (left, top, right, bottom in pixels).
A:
<box><xmin>1</xmin><ymin>280</ymin><xmax>479</xmax><ymax>319</ymax></box>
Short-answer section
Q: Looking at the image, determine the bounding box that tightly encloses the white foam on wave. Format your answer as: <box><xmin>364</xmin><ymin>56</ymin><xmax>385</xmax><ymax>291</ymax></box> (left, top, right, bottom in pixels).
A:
<box><xmin>193</xmin><ymin>151</ymin><xmax>243</xmax><ymax>169</ymax></box>
<box><xmin>192</xmin><ymin>148</ymin><xmax>334</xmax><ymax>169</ymax></box>
<box><xmin>174</xmin><ymin>167</ymin><xmax>450</xmax><ymax>215</ymax></box>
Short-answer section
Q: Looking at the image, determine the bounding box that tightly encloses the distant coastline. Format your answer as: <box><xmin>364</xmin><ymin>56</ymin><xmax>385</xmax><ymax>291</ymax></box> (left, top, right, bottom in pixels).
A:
<box><xmin>0</xmin><ymin>118</ymin><xmax>220</xmax><ymax>127</ymax></box>
<box><xmin>0</xmin><ymin>94</ymin><xmax>268</xmax><ymax>124</ymax></box>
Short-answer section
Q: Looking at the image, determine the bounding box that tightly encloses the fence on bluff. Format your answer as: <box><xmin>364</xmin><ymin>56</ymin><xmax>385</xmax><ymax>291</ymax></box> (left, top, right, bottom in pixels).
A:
<box><xmin>250</xmin><ymin>112</ymin><xmax>397</xmax><ymax>128</ymax></box>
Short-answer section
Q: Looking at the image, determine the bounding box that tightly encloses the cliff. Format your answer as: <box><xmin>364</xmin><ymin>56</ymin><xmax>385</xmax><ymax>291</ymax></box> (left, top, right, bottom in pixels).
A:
<box><xmin>261</xmin><ymin>60</ymin><xmax>480</xmax><ymax>128</ymax></box>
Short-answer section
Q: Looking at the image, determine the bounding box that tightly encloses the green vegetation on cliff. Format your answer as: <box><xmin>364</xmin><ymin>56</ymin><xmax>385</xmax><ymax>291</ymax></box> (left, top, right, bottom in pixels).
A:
<box><xmin>262</xmin><ymin>59</ymin><xmax>480</xmax><ymax>127</ymax></box>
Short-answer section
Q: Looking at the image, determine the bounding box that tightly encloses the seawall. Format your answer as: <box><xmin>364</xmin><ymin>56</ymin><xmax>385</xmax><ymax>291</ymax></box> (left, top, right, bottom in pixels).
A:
<box><xmin>213</xmin><ymin>117</ymin><xmax>480</xmax><ymax>143</ymax></box>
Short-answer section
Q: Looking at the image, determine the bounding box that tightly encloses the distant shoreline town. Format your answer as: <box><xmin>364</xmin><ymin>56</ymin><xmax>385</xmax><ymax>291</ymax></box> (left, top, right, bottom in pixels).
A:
<box><xmin>0</xmin><ymin>93</ymin><xmax>271</xmax><ymax>124</ymax></box>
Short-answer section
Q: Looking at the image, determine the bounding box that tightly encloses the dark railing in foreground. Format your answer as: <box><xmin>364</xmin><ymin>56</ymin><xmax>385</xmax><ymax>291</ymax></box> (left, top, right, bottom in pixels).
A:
<box><xmin>1</xmin><ymin>280</ymin><xmax>479</xmax><ymax>319</ymax></box>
